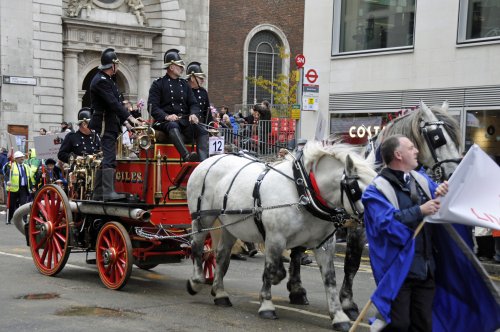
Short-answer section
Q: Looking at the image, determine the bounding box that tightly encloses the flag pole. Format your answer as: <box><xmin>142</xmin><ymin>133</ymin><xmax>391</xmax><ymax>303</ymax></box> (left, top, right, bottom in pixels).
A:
<box><xmin>349</xmin><ymin>220</ymin><xmax>426</xmax><ymax>332</ymax></box>
<box><xmin>5</xmin><ymin>147</ymin><xmax>14</xmax><ymax>224</ymax></box>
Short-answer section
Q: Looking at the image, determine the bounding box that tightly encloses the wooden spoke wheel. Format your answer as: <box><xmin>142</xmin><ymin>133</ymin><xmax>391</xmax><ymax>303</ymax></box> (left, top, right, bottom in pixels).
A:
<box><xmin>202</xmin><ymin>235</ymin><xmax>216</xmax><ymax>284</ymax></box>
<box><xmin>29</xmin><ymin>184</ymin><xmax>72</xmax><ymax>276</ymax></box>
<box><xmin>96</xmin><ymin>222</ymin><xmax>133</xmax><ymax>290</ymax></box>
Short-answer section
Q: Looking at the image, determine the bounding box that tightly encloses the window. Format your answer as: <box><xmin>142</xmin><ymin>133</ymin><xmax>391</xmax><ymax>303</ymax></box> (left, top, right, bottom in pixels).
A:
<box><xmin>246</xmin><ymin>31</ymin><xmax>282</xmax><ymax>105</ymax></box>
<box><xmin>458</xmin><ymin>0</ymin><xmax>500</xmax><ymax>43</ymax></box>
<box><xmin>332</xmin><ymin>0</ymin><xmax>415</xmax><ymax>55</ymax></box>
<box><xmin>465</xmin><ymin>109</ymin><xmax>500</xmax><ymax>164</ymax></box>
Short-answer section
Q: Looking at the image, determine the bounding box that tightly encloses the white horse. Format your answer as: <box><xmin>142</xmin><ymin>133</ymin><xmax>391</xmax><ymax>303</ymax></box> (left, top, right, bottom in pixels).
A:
<box><xmin>186</xmin><ymin>142</ymin><xmax>377</xmax><ymax>331</ymax></box>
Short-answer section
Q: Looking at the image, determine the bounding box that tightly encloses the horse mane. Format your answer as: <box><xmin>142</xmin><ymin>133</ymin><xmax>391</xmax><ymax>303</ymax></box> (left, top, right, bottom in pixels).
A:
<box><xmin>302</xmin><ymin>141</ymin><xmax>376</xmax><ymax>183</ymax></box>
<box><xmin>381</xmin><ymin>111</ymin><xmax>422</xmax><ymax>150</ymax></box>
<box><xmin>380</xmin><ymin>104</ymin><xmax>461</xmax><ymax>152</ymax></box>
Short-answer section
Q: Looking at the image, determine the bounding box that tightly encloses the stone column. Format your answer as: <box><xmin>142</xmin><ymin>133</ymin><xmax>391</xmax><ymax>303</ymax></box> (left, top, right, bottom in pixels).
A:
<box><xmin>137</xmin><ymin>56</ymin><xmax>152</xmax><ymax>118</ymax></box>
<box><xmin>63</xmin><ymin>49</ymin><xmax>80</xmax><ymax>124</ymax></box>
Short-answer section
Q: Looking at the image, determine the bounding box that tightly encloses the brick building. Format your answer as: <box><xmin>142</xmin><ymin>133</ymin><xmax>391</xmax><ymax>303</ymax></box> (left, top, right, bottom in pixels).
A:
<box><xmin>208</xmin><ymin>0</ymin><xmax>304</xmax><ymax>111</ymax></box>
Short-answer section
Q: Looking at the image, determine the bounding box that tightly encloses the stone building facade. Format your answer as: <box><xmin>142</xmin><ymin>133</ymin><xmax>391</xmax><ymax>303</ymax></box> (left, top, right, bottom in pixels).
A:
<box><xmin>0</xmin><ymin>0</ymin><xmax>208</xmax><ymax>150</ymax></box>
<box><xmin>208</xmin><ymin>0</ymin><xmax>304</xmax><ymax>110</ymax></box>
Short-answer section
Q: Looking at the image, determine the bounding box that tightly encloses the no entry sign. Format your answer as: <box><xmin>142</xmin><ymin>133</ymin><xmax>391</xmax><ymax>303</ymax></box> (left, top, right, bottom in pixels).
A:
<box><xmin>295</xmin><ymin>54</ymin><xmax>306</xmax><ymax>68</ymax></box>
<box><xmin>305</xmin><ymin>69</ymin><xmax>318</xmax><ymax>84</ymax></box>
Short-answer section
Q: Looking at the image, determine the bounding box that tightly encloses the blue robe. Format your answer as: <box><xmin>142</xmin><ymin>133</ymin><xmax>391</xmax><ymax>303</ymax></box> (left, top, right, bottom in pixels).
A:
<box><xmin>362</xmin><ymin>173</ymin><xmax>500</xmax><ymax>331</ymax></box>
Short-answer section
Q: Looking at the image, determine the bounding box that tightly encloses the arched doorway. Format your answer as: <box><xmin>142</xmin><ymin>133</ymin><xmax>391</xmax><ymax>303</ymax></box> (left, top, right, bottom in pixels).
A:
<box><xmin>81</xmin><ymin>69</ymin><xmax>130</xmax><ymax>108</ymax></box>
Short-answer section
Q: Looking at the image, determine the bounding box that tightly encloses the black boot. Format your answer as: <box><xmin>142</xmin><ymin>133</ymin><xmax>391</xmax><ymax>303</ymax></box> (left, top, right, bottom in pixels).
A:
<box><xmin>92</xmin><ymin>169</ymin><xmax>103</xmax><ymax>200</ymax></box>
<box><xmin>169</xmin><ymin>128</ymin><xmax>198</xmax><ymax>162</ymax></box>
<box><xmin>197</xmin><ymin>134</ymin><xmax>209</xmax><ymax>161</ymax></box>
<box><xmin>102</xmin><ymin>168</ymin><xmax>126</xmax><ymax>201</ymax></box>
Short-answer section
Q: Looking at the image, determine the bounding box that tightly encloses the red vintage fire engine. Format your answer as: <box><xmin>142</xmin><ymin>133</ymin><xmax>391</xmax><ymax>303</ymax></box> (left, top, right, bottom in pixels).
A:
<box><xmin>25</xmin><ymin>126</ymin><xmax>215</xmax><ymax>290</ymax></box>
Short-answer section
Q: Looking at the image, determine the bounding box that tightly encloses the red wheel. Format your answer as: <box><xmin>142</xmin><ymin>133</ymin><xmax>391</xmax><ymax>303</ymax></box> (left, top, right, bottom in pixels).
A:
<box><xmin>29</xmin><ymin>184</ymin><xmax>72</xmax><ymax>276</ymax></box>
<box><xmin>202</xmin><ymin>235</ymin><xmax>216</xmax><ymax>284</ymax></box>
<box><xmin>96</xmin><ymin>222</ymin><xmax>133</xmax><ymax>290</ymax></box>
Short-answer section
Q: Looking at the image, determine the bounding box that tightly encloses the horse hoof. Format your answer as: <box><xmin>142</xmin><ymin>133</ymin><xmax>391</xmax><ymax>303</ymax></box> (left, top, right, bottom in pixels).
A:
<box><xmin>343</xmin><ymin>308</ymin><xmax>359</xmax><ymax>320</ymax></box>
<box><xmin>332</xmin><ymin>322</ymin><xmax>351</xmax><ymax>332</ymax></box>
<box><xmin>214</xmin><ymin>297</ymin><xmax>232</xmax><ymax>307</ymax></box>
<box><xmin>259</xmin><ymin>310</ymin><xmax>278</xmax><ymax>320</ymax></box>
<box><xmin>186</xmin><ymin>280</ymin><xmax>198</xmax><ymax>296</ymax></box>
<box><xmin>289</xmin><ymin>293</ymin><xmax>309</xmax><ymax>305</ymax></box>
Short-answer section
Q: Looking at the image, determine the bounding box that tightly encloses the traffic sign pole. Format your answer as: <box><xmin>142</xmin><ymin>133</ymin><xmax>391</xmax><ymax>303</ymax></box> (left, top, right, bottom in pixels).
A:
<box><xmin>296</xmin><ymin>67</ymin><xmax>304</xmax><ymax>139</ymax></box>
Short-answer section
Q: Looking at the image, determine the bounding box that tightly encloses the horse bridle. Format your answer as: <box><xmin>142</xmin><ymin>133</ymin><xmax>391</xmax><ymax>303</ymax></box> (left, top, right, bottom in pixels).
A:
<box><xmin>419</xmin><ymin>120</ymin><xmax>461</xmax><ymax>181</ymax></box>
<box><xmin>340</xmin><ymin>171</ymin><xmax>364</xmax><ymax>218</ymax></box>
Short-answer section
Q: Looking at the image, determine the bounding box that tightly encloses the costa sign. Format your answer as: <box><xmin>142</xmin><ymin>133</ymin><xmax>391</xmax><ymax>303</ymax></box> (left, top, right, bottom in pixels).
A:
<box><xmin>349</xmin><ymin>125</ymin><xmax>384</xmax><ymax>138</ymax></box>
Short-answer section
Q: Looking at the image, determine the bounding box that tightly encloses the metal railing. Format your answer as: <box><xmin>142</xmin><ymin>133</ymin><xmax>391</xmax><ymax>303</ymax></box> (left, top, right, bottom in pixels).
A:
<box><xmin>208</xmin><ymin>118</ymin><xmax>297</xmax><ymax>158</ymax></box>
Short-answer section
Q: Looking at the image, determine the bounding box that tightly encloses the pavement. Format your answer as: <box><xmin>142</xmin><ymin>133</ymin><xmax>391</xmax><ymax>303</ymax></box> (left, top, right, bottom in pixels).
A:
<box><xmin>1</xmin><ymin>203</ymin><xmax>498</xmax><ymax>277</ymax></box>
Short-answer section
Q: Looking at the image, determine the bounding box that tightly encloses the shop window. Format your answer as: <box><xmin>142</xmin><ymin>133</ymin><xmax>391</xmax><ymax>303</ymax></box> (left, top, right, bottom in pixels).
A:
<box><xmin>332</xmin><ymin>0</ymin><xmax>415</xmax><ymax>55</ymax></box>
<box><xmin>458</xmin><ymin>0</ymin><xmax>500</xmax><ymax>43</ymax></box>
<box><xmin>465</xmin><ymin>110</ymin><xmax>500</xmax><ymax>165</ymax></box>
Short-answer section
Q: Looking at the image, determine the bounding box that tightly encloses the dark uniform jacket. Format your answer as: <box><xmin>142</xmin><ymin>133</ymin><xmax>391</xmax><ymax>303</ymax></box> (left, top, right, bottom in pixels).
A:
<box><xmin>89</xmin><ymin>70</ymin><xmax>129</xmax><ymax>135</ymax></box>
<box><xmin>57</xmin><ymin>129</ymin><xmax>101</xmax><ymax>163</ymax></box>
<box><xmin>148</xmin><ymin>75</ymin><xmax>200</xmax><ymax>127</ymax></box>
<box><xmin>192</xmin><ymin>87</ymin><xmax>212</xmax><ymax>124</ymax></box>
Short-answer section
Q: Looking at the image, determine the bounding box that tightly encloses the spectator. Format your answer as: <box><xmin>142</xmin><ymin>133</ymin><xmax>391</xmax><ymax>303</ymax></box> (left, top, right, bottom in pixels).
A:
<box><xmin>0</xmin><ymin>148</ymin><xmax>8</xmax><ymax>174</ymax></box>
<box><xmin>34</xmin><ymin>158</ymin><xmax>66</xmax><ymax>190</ymax></box>
<box><xmin>4</xmin><ymin>151</ymin><xmax>35</xmax><ymax>225</ymax></box>
<box><xmin>26</xmin><ymin>148</ymin><xmax>41</xmax><ymax>186</ymax></box>
<box><xmin>0</xmin><ymin>148</ymin><xmax>8</xmax><ymax>205</ymax></box>
<box><xmin>60</xmin><ymin>121</ymin><xmax>72</xmax><ymax>133</ymax></box>
<box><xmin>261</xmin><ymin>99</ymin><xmax>270</xmax><ymax>111</ymax></box>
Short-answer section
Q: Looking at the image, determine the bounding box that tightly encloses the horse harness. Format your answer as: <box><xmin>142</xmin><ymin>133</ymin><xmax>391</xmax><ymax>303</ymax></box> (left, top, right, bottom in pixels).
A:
<box><xmin>419</xmin><ymin>120</ymin><xmax>461</xmax><ymax>181</ymax></box>
<box><xmin>191</xmin><ymin>151</ymin><xmax>355</xmax><ymax>241</ymax></box>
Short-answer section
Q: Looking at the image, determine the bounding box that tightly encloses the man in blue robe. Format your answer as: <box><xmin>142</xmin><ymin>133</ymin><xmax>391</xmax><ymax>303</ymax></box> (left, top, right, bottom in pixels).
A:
<box><xmin>362</xmin><ymin>134</ymin><xmax>448</xmax><ymax>331</ymax></box>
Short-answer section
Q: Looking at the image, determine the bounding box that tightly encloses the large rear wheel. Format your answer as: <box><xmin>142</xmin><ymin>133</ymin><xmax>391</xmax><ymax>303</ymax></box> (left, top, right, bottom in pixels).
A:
<box><xmin>29</xmin><ymin>185</ymin><xmax>72</xmax><ymax>276</ymax></box>
<box><xmin>96</xmin><ymin>222</ymin><xmax>133</xmax><ymax>290</ymax></box>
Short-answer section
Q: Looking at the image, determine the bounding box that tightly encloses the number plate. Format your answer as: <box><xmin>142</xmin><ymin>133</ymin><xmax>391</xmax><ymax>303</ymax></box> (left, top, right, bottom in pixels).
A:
<box><xmin>209</xmin><ymin>136</ymin><xmax>224</xmax><ymax>155</ymax></box>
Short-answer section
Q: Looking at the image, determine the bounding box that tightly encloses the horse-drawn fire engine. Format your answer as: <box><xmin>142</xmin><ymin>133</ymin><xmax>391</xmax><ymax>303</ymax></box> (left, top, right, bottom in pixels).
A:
<box><xmin>13</xmin><ymin>125</ymin><xmax>215</xmax><ymax>290</ymax></box>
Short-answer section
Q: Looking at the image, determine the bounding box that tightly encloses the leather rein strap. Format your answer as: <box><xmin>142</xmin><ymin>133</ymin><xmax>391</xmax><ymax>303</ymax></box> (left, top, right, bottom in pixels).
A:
<box><xmin>292</xmin><ymin>151</ymin><xmax>347</xmax><ymax>224</ymax></box>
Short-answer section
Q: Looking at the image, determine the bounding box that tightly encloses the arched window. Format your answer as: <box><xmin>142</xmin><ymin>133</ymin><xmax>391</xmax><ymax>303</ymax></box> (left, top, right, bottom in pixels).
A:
<box><xmin>246</xmin><ymin>31</ymin><xmax>282</xmax><ymax>105</ymax></box>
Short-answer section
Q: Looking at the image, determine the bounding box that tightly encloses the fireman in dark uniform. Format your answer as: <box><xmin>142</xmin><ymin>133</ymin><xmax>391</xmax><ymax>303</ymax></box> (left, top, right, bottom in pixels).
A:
<box><xmin>186</xmin><ymin>61</ymin><xmax>212</xmax><ymax>125</ymax></box>
<box><xmin>89</xmin><ymin>48</ymin><xmax>142</xmax><ymax>201</ymax></box>
<box><xmin>58</xmin><ymin>108</ymin><xmax>101</xmax><ymax>163</ymax></box>
<box><xmin>148</xmin><ymin>49</ymin><xmax>209</xmax><ymax>162</ymax></box>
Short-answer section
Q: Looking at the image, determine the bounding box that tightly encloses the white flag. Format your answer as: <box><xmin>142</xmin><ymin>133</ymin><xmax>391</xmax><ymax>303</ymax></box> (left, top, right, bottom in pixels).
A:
<box><xmin>425</xmin><ymin>144</ymin><xmax>500</xmax><ymax>230</ymax></box>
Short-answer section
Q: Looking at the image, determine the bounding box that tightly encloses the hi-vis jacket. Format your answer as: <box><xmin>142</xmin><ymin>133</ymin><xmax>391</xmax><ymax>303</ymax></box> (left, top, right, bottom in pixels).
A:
<box><xmin>4</xmin><ymin>162</ymin><xmax>33</xmax><ymax>192</ymax></box>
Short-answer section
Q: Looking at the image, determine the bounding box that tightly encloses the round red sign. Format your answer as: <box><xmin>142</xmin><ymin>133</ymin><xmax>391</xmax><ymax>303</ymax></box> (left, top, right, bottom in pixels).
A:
<box><xmin>295</xmin><ymin>54</ymin><xmax>306</xmax><ymax>68</ymax></box>
<box><xmin>305</xmin><ymin>69</ymin><xmax>318</xmax><ymax>84</ymax></box>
